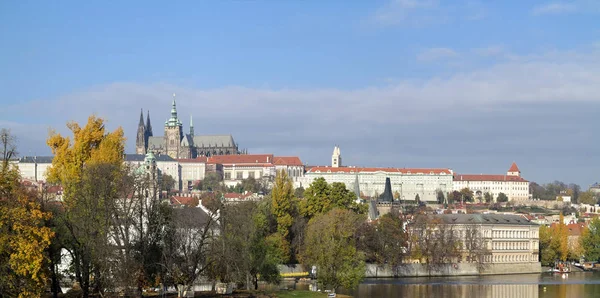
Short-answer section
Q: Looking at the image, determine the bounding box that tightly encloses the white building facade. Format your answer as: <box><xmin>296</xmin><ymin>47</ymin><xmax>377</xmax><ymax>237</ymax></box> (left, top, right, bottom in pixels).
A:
<box><xmin>297</xmin><ymin>146</ymin><xmax>453</xmax><ymax>201</ymax></box>
<box><xmin>453</xmin><ymin>163</ymin><xmax>531</xmax><ymax>202</ymax></box>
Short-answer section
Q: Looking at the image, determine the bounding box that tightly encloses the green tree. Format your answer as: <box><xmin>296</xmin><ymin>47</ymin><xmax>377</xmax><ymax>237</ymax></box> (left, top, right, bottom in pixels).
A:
<box><xmin>294</xmin><ymin>186</ymin><xmax>305</xmax><ymax>198</ymax></box>
<box><xmin>300</xmin><ymin>177</ymin><xmax>330</xmax><ymax>218</ymax></box>
<box><xmin>161</xmin><ymin>173</ymin><xmax>177</xmax><ymax>194</ymax></box>
<box><xmin>539</xmin><ymin>225</ymin><xmax>555</xmax><ymax>265</ymax></box>
<box><xmin>198</xmin><ymin>172</ymin><xmax>224</xmax><ymax>192</ymax></box>
<box><xmin>415</xmin><ymin>194</ymin><xmax>421</xmax><ymax>203</ymax></box>
<box><xmin>208</xmin><ymin>201</ymin><xmax>280</xmax><ymax>290</ymax></box>
<box><xmin>579</xmin><ymin>191</ymin><xmax>597</xmax><ymax>205</ymax></box>
<box><xmin>270</xmin><ymin>170</ymin><xmax>295</xmax><ymax>263</ymax></box>
<box><xmin>496</xmin><ymin>192</ymin><xmax>509</xmax><ymax>203</ymax></box>
<box><xmin>459</xmin><ymin>188</ymin><xmax>474</xmax><ymax>202</ymax></box>
<box><xmin>301</xmin><ymin>208</ymin><xmax>366</xmax><ymax>291</ymax></box>
<box><xmin>241</xmin><ymin>177</ymin><xmax>260</xmax><ymax>193</ymax></box>
<box><xmin>484</xmin><ymin>192</ymin><xmax>493</xmax><ymax>203</ymax></box>
<box><xmin>581</xmin><ymin>217</ymin><xmax>600</xmax><ymax>262</ymax></box>
<box><xmin>436</xmin><ymin>190</ymin><xmax>445</xmax><ymax>204</ymax></box>
<box><xmin>356</xmin><ymin>209</ymin><xmax>407</xmax><ymax>269</ymax></box>
<box><xmin>0</xmin><ymin>130</ymin><xmax>54</xmax><ymax>298</ymax></box>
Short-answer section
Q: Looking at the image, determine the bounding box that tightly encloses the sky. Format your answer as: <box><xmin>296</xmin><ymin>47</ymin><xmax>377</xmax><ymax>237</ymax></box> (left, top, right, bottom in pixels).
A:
<box><xmin>1</xmin><ymin>0</ymin><xmax>599</xmax><ymax>187</ymax></box>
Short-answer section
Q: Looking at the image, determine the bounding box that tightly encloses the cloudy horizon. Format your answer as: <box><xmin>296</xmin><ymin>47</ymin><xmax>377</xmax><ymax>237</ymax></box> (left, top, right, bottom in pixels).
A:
<box><xmin>1</xmin><ymin>1</ymin><xmax>599</xmax><ymax>187</ymax></box>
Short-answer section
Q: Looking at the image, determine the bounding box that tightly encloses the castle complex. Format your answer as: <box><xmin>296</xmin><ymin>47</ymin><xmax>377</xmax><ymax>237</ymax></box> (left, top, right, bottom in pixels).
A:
<box><xmin>135</xmin><ymin>95</ymin><xmax>245</xmax><ymax>159</ymax></box>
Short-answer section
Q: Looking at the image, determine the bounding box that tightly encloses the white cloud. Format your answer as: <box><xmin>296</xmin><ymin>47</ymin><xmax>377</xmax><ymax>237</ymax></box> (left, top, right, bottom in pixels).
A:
<box><xmin>417</xmin><ymin>47</ymin><xmax>459</xmax><ymax>61</ymax></box>
<box><xmin>532</xmin><ymin>2</ymin><xmax>577</xmax><ymax>15</ymax></box>
<box><xmin>3</xmin><ymin>47</ymin><xmax>600</xmax><ymax>185</ymax></box>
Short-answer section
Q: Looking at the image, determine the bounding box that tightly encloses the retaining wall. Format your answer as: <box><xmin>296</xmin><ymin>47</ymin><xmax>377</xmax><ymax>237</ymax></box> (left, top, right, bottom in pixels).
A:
<box><xmin>365</xmin><ymin>262</ymin><xmax>542</xmax><ymax>278</ymax></box>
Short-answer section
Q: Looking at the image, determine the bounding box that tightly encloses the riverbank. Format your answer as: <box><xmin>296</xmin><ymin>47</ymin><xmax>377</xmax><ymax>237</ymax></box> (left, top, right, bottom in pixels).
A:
<box><xmin>365</xmin><ymin>262</ymin><xmax>542</xmax><ymax>277</ymax></box>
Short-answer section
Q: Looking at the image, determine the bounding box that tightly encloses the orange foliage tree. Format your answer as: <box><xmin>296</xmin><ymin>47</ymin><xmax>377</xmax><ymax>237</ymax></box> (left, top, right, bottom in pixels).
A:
<box><xmin>46</xmin><ymin>116</ymin><xmax>125</xmax><ymax>297</ymax></box>
<box><xmin>0</xmin><ymin>128</ymin><xmax>54</xmax><ymax>298</ymax></box>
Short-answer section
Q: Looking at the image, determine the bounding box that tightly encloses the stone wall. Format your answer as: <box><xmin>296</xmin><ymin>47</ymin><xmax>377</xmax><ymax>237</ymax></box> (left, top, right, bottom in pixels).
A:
<box><xmin>365</xmin><ymin>262</ymin><xmax>541</xmax><ymax>278</ymax></box>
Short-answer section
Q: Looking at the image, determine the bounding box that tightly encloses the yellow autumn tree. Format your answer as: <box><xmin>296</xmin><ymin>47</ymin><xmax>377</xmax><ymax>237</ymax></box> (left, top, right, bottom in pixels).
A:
<box><xmin>46</xmin><ymin>116</ymin><xmax>125</xmax><ymax>297</ymax></box>
<box><xmin>555</xmin><ymin>213</ymin><xmax>569</xmax><ymax>262</ymax></box>
<box><xmin>0</xmin><ymin>128</ymin><xmax>54</xmax><ymax>298</ymax></box>
<box><xmin>46</xmin><ymin>115</ymin><xmax>125</xmax><ymax>192</ymax></box>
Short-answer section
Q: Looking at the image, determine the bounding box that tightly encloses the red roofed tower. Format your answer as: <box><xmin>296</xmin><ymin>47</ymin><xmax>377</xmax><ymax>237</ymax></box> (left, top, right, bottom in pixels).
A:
<box><xmin>507</xmin><ymin>162</ymin><xmax>521</xmax><ymax>177</ymax></box>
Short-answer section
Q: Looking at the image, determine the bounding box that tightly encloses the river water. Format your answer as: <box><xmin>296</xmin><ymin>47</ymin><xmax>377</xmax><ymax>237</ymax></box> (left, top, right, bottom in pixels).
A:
<box><xmin>338</xmin><ymin>272</ymin><xmax>600</xmax><ymax>298</ymax></box>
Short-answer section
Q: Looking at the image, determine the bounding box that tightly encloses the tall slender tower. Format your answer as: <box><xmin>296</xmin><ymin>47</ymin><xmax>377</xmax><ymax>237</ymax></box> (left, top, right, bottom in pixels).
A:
<box><xmin>189</xmin><ymin>115</ymin><xmax>194</xmax><ymax>136</ymax></box>
<box><xmin>332</xmin><ymin>145</ymin><xmax>342</xmax><ymax>168</ymax></box>
<box><xmin>164</xmin><ymin>94</ymin><xmax>183</xmax><ymax>159</ymax></box>
<box><xmin>146</xmin><ymin>110</ymin><xmax>153</xmax><ymax>138</ymax></box>
<box><xmin>136</xmin><ymin>109</ymin><xmax>146</xmax><ymax>154</ymax></box>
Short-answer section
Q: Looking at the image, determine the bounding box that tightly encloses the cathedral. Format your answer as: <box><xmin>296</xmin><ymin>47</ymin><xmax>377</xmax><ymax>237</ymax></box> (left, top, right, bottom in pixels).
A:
<box><xmin>135</xmin><ymin>96</ymin><xmax>245</xmax><ymax>159</ymax></box>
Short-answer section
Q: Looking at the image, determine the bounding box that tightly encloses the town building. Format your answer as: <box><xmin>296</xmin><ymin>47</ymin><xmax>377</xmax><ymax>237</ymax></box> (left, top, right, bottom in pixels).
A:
<box><xmin>14</xmin><ymin>156</ymin><xmax>53</xmax><ymax>182</ymax></box>
<box><xmin>409</xmin><ymin>214</ymin><xmax>540</xmax><ymax>265</ymax></box>
<box><xmin>452</xmin><ymin>163</ymin><xmax>531</xmax><ymax>202</ymax></box>
<box><xmin>298</xmin><ymin>146</ymin><xmax>454</xmax><ymax>202</ymax></box>
<box><xmin>206</xmin><ymin>154</ymin><xmax>304</xmax><ymax>187</ymax></box>
<box><xmin>135</xmin><ymin>95</ymin><xmax>246</xmax><ymax>159</ymax></box>
<box><xmin>589</xmin><ymin>182</ymin><xmax>600</xmax><ymax>194</ymax></box>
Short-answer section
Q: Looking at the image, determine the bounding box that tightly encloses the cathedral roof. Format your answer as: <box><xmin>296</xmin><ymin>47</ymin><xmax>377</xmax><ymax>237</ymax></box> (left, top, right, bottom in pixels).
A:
<box><xmin>193</xmin><ymin>135</ymin><xmax>236</xmax><ymax>147</ymax></box>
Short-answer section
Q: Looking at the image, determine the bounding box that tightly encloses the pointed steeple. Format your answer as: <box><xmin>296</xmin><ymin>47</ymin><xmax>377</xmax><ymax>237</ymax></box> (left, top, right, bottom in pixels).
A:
<box><xmin>138</xmin><ymin>109</ymin><xmax>145</xmax><ymax>126</ymax></box>
<box><xmin>190</xmin><ymin>115</ymin><xmax>194</xmax><ymax>136</ymax></box>
<box><xmin>146</xmin><ymin>110</ymin><xmax>153</xmax><ymax>136</ymax></box>
<box><xmin>166</xmin><ymin>93</ymin><xmax>182</xmax><ymax>127</ymax></box>
<box><xmin>379</xmin><ymin>177</ymin><xmax>393</xmax><ymax>202</ymax></box>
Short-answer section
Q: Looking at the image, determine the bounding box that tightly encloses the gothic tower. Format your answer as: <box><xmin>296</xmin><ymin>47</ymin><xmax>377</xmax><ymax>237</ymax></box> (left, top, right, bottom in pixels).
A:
<box><xmin>135</xmin><ymin>109</ymin><xmax>147</xmax><ymax>154</ymax></box>
<box><xmin>164</xmin><ymin>94</ymin><xmax>183</xmax><ymax>159</ymax></box>
<box><xmin>189</xmin><ymin>115</ymin><xmax>194</xmax><ymax>137</ymax></box>
<box><xmin>145</xmin><ymin>110</ymin><xmax>153</xmax><ymax>141</ymax></box>
<box><xmin>332</xmin><ymin>145</ymin><xmax>342</xmax><ymax>168</ymax></box>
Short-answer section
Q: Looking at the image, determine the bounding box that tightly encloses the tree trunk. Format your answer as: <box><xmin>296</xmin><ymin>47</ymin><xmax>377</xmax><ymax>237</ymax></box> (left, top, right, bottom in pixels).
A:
<box><xmin>50</xmin><ymin>253</ymin><xmax>60</xmax><ymax>298</ymax></box>
<box><xmin>82</xmin><ymin>253</ymin><xmax>90</xmax><ymax>298</ymax></box>
<box><xmin>253</xmin><ymin>274</ymin><xmax>258</xmax><ymax>290</ymax></box>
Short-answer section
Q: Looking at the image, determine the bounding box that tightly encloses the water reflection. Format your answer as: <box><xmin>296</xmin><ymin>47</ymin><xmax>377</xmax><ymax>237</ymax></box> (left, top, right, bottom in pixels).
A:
<box><xmin>341</xmin><ymin>273</ymin><xmax>600</xmax><ymax>298</ymax></box>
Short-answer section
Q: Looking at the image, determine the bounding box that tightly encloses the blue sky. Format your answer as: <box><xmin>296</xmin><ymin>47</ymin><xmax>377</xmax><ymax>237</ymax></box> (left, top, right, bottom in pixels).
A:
<box><xmin>1</xmin><ymin>0</ymin><xmax>600</xmax><ymax>187</ymax></box>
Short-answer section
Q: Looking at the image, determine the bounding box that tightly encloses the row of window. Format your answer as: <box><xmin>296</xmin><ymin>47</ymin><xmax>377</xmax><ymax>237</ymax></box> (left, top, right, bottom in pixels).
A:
<box><xmin>483</xmin><ymin>254</ymin><xmax>535</xmax><ymax>263</ymax></box>
<box><xmin>491</xmin><ymin>230</ymin><xmax>531</xmax><ymax>239</ymax></box>
<box><xmin>492</xmin><ymin>242</ymin><xmax>530</xmax><ymax>250</ymax></box>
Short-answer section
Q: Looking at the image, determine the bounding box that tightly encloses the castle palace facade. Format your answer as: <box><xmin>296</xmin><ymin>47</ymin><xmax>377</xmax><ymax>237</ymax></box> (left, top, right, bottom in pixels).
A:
<box><xmin>136</xmin><ymin>96</ymin><xmax>245</xmax><ymax>159</ymax></box>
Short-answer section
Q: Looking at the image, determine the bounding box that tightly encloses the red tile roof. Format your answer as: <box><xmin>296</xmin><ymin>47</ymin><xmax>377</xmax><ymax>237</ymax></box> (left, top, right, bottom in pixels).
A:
<box><xmin>306</xmin><ymin>166</ymin><xmax>452</xmax><ymax>174</ymax></box>
<box><xmin>453</xmin><ymin>174</ymin><xmax>528</xmax><ymax>182</ymax></box>
<box><xmin>208</xmin><ymin>154</ymin><xmax>274</xmax><ymax>165</ymax></box>
<box><xmin>508</xmin><ymin>162</ymin><xmax>520</xmax><ymax>173</ymax></box>
<box><xmin>171</xmin><ymin>196</ymin><xmax>199</xmax><ymax>207</ymax></box>
<box><xmin>178</xmin><ymin>157</ymin><xmax>208</xmax><ymax>163</ymax></box>
<box><xmin>223</xmin><ymin>192</ymin><xmax>254</xmax><ymax>200</ymax></box>
<box><xmin>567</xmin><ymin>223</ymin><xmax>586</xmax><ymax>236</ymax></box>
<box><xmin>273</xmin><ymin>156</ymin><xmax>303</xmax><ymax>166</ymax></box>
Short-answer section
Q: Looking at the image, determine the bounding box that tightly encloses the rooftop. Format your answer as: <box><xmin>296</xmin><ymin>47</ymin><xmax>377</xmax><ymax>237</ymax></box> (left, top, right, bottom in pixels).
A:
<box><xmin>430</xmin><ymin>214</ymin><xmax>537</xmax><ymax>226</ymax></box>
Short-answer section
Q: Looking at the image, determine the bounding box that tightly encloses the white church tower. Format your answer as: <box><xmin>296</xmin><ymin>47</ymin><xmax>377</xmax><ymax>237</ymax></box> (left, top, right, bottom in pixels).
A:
<box><xmin>332</xmin><ymin>145</ymin><xmax>342</xmax><ymax>168</ymax></box>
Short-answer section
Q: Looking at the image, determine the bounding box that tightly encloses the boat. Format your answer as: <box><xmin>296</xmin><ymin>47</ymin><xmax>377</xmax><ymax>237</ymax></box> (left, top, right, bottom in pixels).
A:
<box><xmin>548</xmin><ymin>262</ymin><xmax>570</xmax><ymax>273</ymax></box>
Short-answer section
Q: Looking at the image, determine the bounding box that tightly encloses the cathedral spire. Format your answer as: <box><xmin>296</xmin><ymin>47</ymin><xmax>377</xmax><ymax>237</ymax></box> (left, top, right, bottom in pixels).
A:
<box><xmin>171</xmin><ymin>94</ymin><xmax>178</xmax><ymax>119</ymax></box>
<box><xmin>190</xmin><ymin>114</ymin><xmax>194</xmax><ymax>136</ymax></box>
<box><xmin>146</xmin><ymin>110</ymin><xmax>153</xmax><ymax>136</ymax></box>
<box><xmin>138</xmin><ymin>108</ymin><xmax>144</xmax><ymax>126</ymax></box>
<box><xmin>166</xmin><ymin>93</ymin><xmax>182</xmax><ymax>127</ymax></box>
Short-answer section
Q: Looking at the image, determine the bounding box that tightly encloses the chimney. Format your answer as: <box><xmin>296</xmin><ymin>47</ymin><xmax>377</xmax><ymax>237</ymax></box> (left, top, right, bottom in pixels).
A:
<box><xmin>267</xmin><ymin>156</ymin><xmax>270</xmax><ymax>163</ymax></box>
